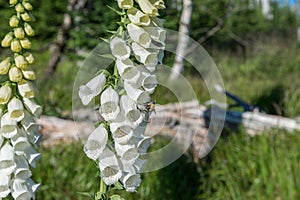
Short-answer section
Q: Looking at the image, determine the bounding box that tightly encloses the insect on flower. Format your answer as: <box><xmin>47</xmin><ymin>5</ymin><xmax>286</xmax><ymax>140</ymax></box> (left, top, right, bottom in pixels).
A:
<box><xmin>137</xmin><ymin>101</ymin><xmax>156</xmax><ymax>114</ymax></box>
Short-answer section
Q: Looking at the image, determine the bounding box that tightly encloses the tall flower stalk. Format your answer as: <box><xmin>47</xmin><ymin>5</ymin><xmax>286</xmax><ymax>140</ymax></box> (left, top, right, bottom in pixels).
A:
<box><xmin>0</xmin><ymin>0</ymin><xmax>41</xmax><ymax>199</ymax></box>
<box><xmin>78</xmin><ymin>0</ymin><xmax>165</xmax><ymax>199</ymax></box>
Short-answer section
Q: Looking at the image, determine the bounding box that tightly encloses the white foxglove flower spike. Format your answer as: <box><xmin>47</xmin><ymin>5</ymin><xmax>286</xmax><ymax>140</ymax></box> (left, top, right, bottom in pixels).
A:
<box><xmin>0</xmin><ymin>172</ymin><xmax>10</xmax><ymax>198</ymax></box>
<box><xmin>14</xmin><ymin>155</ymin><xmax>32</xmax><ymax>180</ymax></box>
<box><xmin>124</xmin><ymin>81</ymin><xmax>150</xmax><ymax>104</ymax></box>
<box><xmin>0</xmin><ymin>142</ymin><xmax>16</xmax><ymax>175</ymax></box>
<box><xmin>11</xmin><ymin>178</ymin><xmax>32</xmax><ymax>200</ymax></box>
<box><xmin>100</xmin><ymin>86</ymin><xmax>120</xmax><ymax>122</ymax></box>
<box><xmin>110</xmin><ymin>37</ymin><xmax>131</xmax><ymax>60</ymax></box>
<box><xmin>78</xmin><ymin>73</ymin><xmax>106</xmax><ymax>105</ymax></box>
<box><xmin>127</xmin><ymin>23</ymin><xmax>152</xmax><ymax>48</ymax></box>
<box><xmin>84</xmin><ymin>124</ymin><xmax>108</xmax><ymax>160</ymax></box>
<box><xmin>98</xmin><ymin>147</ymin><xmax>122</xmax><ymax>185</ymax></box>
<box><xmin>131</xmin><ymin>42</ymin><xmax>158</xmax><ymax>70</ymax></box>
<box><xmin>121</xmin><ymin>173</ymin><xmax>142</xmax><ymax>192</ymax></box>
<box><xmin>23</xmin><ymin>98</ymin><xmax>42</xmax><ymax>117</ymax></box>
<box><xmin>127</xmin><ymin>7</ymin><xmax>151</xmax><ymax>26</ymax></box>
<box><xmin>116</xmin><ymin>59</ymin><xmax>140</xmax><ymax>83</ymax></box>
<box><xmin>120</xmin><ymin>95</ymin><xmax>143</xmax><ymax>127</ymax></box>
<box><xmin>8</xmin><ymin>97</ymin><xmax>25</xmax><ymax>122</ymax></box>
<box><xmin>1</xmin><ymin>113</ymin><xmax>17</xmax><ymax>138</ymax></box>
<box><xmin>117</xmin><ymin>0</ymin><xmax>133</xmax><ymax>9</ymax></box>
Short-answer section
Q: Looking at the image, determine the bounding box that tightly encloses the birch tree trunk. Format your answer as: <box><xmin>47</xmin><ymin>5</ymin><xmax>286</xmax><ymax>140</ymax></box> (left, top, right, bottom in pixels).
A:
<box><xmin>169</xmin><ymin>0</ymin><xmax>193</xmax><ymax>80</ymax></box>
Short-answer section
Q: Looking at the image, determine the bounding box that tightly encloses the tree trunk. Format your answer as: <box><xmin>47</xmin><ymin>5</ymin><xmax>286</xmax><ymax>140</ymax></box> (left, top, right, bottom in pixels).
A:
<box><xmin>169</xmin><ymin>0</ymin><xmax>193</xmax><ymax>80</ymax></box>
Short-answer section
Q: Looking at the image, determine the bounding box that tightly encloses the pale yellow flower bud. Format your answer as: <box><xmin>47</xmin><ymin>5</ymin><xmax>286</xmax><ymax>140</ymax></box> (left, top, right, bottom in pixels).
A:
<box><xmin>10</xmin><ymin>39</ymin><xmax>22</xmax><ymax>52</ymax></box>
<box><xmin>1</xmin><ymin>32</ymin><xmax>14</xmax><ymax>47</ymax></box>
<box><xmin>22</xmin><ymin>70</ymin><xmax>36</xmax><ymax>80</ymax></box>
<box><xmin>15</xmin><ymin>3</ymin><xmax>25</xmax><ymax>13</ymax></box>
<box><xmin>0</xmin><ymin>58</ymin><xmax>11</xmax><ymax>75</ymax></box>
<box><xmin>22</xmin><ymin>2</ymin><xmax>33</xmax><ymax>10</ymax></box>
<box><xmin>14</xmin><ymin>27</ymin><xmax>25</xmax><ymax>39</ymax></box>
<box><xmin>20</xmin><ymin>38</ymin><xmax>31</xmax><ymax>49</ymax></box>
<box><xmin>25</xmin><ymin>53</ymin><xmax>35</xmax><ymax>64</ymax></box>
<box><xmin>24</xmin><ymin>23</ymin><xmax>35</xmax><ymax>36</ymax></box>
<box><xmin>137</xmin><ymin>0</ymin><xmax>159</xmax><ymax>16</ymax></box>
<box><xmin>21</xmin><ymin>12</ymin><xmax>35</xmax><ymax>22</ymax></box>
<box><xmin>15</xmin><ymin>55</ymin><xmax>28</xmax><ymax>70</ymax></box>
<box><xmin>117</xmin><ymin>0</ymin><xmax>133</xmax><ymax>9</ymax></box>
<box><xmin>9</xmin><ymin>15</ymin><xmax>20</xmax><ymax>28</ymax></box>
<box><xmin>9</xmin><ymin>0</ymin><xmax>18</xmax><ymax>5</ymax></box>
<box><xmin>0</xmin><ymin>85</ymin><xmax>12</xmax><ymax>105</ymax></box>
<box><xmin>9</xmin><ymin>66</ymin><xmax>23</xmax><ymax>82</ymax></box>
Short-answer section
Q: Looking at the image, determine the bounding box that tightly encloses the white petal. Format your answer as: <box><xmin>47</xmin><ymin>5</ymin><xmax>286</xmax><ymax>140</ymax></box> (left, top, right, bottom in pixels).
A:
<box><xmin>117</xmin><ymin>0</ymin><xmax>133</xmax><ymax>9</ymax></box>
<box><xmin>14</xmin><ymin>155</ymin><xmax>31</xmax><ymax>179</ymax></box>
<box><xmin>0</xmin><ymin>172</ymin><xmax>10</xmax><ymax>198</ymax></box>
<box><xmin>137</xmin><ymin>0</ymin><xmax>158</xmax><ymax>16</ymax></box>
<box><xmin>110</xmin><ymin>37</ymin><xmax>130</xmax><ymax>60</ymax></box>
<box><xmin>78</xmin><ymin>73</ymin><xmax>106</xmax><ymax>105</ymax></box>
<box><xmin>98</xmin><ymin>147</ymin><xmax>122</xmax><ymax>185</ymax></box>
<box><xmin>136</xmin><ymin>136</ymin><xmax>152</xmax><ymax>153</ymax></box>
<box><xmin>124</xmin><ymin>82</ymin><xmax>150</xmax><ymax>104</ymax></box>
<box><xmin>127</xmin><ymin>7</ymin><xmax>150</xmax><ymax>26</ymax></box>
<box><xmin>18</xmin><ymin>81</ymin><xmax>34</xmax><ymax>98</ymax></box>
<box><xmin>11</xmin><ymin>178</ymin><xmax>32</xmax><ymax>200</ymax></box>
<box><xmin>120</xmin><ymin>95</ymin><xmax>143</xmax><ymax>127</ymax></box>
<box><xmin>26</xmin><ymin>178</ymin><xmax>40</xmax><ymax>195</ymax></box>
<box><xmin>115</xmin><ymin>143</ymin><xmax>139</xmax><ymax>163</ymax></box>
<box><xmin>23</xmin><ymin>145</ymin><xmax>41</xmax><ymax>168</ymax></box>
<box><xmin>8</xmin><ymin>97</ymin><xmax>24</xmax><ymax>122</ymax></box>
<box><xmin>110</xmin><ymin>112</ymin><xmax>134</xmax><ymax>144</ymax></box>
<box><xmin>0</xmin><ymin>142</ymin><xmax>16</xmax><ymax>175</ymax></box>
<box><xmin>131</xmin><ymin>42</ymin><xmax>158</xmax><ymax>70</ymax></box>
<box><xmin>84</xmin><ymin>125</ymin><xmax>108</xmax><ymax>160</ymax></box>
<box><xmin>1</xmin><ymin>113</ymin><xmax>17</xmax><ymax>138</ymax></box>
<box><xmin>121</xmin><ymin>173</ymin><xmax>142</xmax><ymax>192</ymax></box>
<box><xmin>132</xmin><ymin>122</ymin><xmax>148</xmax><ymax>138</ymax></box>
<box><xmin>21</xmin><ymin>110</ymin><xmax>39</xmax><ymax>134</ymax></box>
<box><xmin>11</xmin><ymin>132</ymin><xmax>30</xmax><ymax>156</ymax></box>
<box><xmin>127</xmin><ymin>23</ymin><xmax>151</xmax><ymax>48</ymax></box>
<box><xmin>143</xmin><ymin>26</ymin><xmax>166</xmax><ymax>44</ymax></box>
<box><xmin>100</xmin><ymin>87</ymin><xmax>120</xmax><ymax>121</ymax></box>
<box><xmin>116</xmin><ymin>59</ymin><xmax>140</xmax><ymax>83</ymax></box>
<box><xmin>23</xmin><ymin>98</ymin><xmax>42</xmax><ymax>117</ymax></box>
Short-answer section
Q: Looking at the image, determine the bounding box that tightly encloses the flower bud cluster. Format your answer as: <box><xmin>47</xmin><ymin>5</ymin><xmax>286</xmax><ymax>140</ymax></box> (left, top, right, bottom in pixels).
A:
<box><xmin>0</xmin><ymin>1</ymin><xmax>41</xmax><ymax>199</ymax></box>
<box><xmin>79</xmin><ymin>0</ymin><xmax>165</xmax><ymax>193</ymax></box>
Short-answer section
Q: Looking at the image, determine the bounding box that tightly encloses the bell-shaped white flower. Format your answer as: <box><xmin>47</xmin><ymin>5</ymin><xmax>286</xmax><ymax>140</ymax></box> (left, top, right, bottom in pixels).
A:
<box><xmin>133</xmin><ymin>121</ymin><xmax>148</xmax><ymax>138</ymax></box>
<box><xmin>136</xmin><ymin>67</ymin><xmax>157</xmax><ymax>93</ymax></box>
<box><xmin>100</xmin><ymin>86</ymin><xmax>120</xmax><ymax>122</ymax></box>
<box><xmin>124</xmin><ymin>81</ymin><xmax>150</xmax><ymax>104</ymax></box>
<box><xmin>18</xmin><ymin>80</ymin><xmax>34</xmax><ymax>98</ymax></box>
<box><xmin>115</xmin><ymin>143</ymin><xmax>139</xmax><ymax>164</ymax></box>
<box><xmin>135</xmin><ymin>136</ymin><xmax>152</xmax><ymax>154</ymax></box>
<box><xmin>27</xmin><ymin>132</ymin><xmax>42</xmax><ymax>147</ymax></box>
<box><xmin>78</xmin><ymin>73</ymin><xmax>106</xmax><ymax>105</ymax></box>
<box><xmin>0</xmin><ymin>172</ymin><xmax>10</xmax><ymax>198</ymax></box>
<box><xmin>23</xmin><ymin>145</ymin><xmax>41</xmax><ymax>168</ymax></box>
<box><xmin>121</xmin><ymin>158</ymin><xmax>146</xmax><ymax>174</ymax></box>
<box><xmin>84</xmin><ymin>125</ymin><xmax>108</xmax><ymax>160</ymax></box>
<box><xmin>117</xmin><ymin>0</ymin><xmax>133</xmax><ymax>9</ymax></box>
<box><xmin>11</xmin><ymin>130</ymin><xmax>30</xmax><ymax>156</ymax></box>
<box><xmin>110</xmin><ymin>113</ymin><xmax>134</xmax><ymax>144</ymax></box>
<box><xmin>120</xmin><ymin>95</ymin><xmax>143</xmax><ymax>127</ymax></box>
<box><xmin>1</xmin><ymin>113</ymin><xmax>17</xmax><ymax>138</ymax></box>
<box><xmin>127</xmin><ymin>7</ymin><xmax>150</xmax><ymax>26</ymax></box>
<box><xmin>151</xmin><ymin>0</ymin><xmax>165</xmax><ymax>9</ymax></box>
<box><xmin>144</xmin><ymin>26</ymin><xmax>166</xmax><ymax>45</ymax></box>
<box><xmin>98</xmin><ymin>147</ymin><xmax>122</xmax><ymax>185</ymax></box>
<box><xmin>11</xmin><ymin>178</ymin><xmax>32</xmax><ymax>200</ymax></box>
<box><xmin>121</xmin><ymin>173</ymin><xmax>142</xmax><ymax>192</ymax></box>
<box><xmin>8</xmin><ymin>97</ymin><xmax>24</xmax><ymax>122</ymax></box>
<box><xmin>0</xmin><ymin>85</ymin><xmax>12</xmax><ymax>104</ymax></box>
<box><xmin>131</xmin><ymin>42</ymin><xmax>158</xmax><ymax>70</ymax></box>
<box><xmin>116</xmin><ymin>58</ymin><xmax>140</xmax><ymax>83</ymax></box>
<box><xmin>127</xmin><ymin>23</ymin><xmax>151</xmax><ymax>48</ymax></box>
<box><xmin>23</xmin><ymin>98</ymin><xmax>42</xmax><ymax>117</ymax></box>
<box><xmin>21</xmin><ymin>110</ymin><xmax>39</xmax><ymax>134</ymax></box>
<box><xmin>14</xmin><ymin>155</ymin><xmax>31</xmax><ymax>180</ymax></box>
<box><xmin>110</xmin><ymin>37</ymin><xmax>130</xmax><ymax>60</ymax></box>
<box><xmin>26</xmin><ymin>178</ymin><xmax>40</xmax><ymax>196</ymax></box>
<box><xmin>136</xmin><ymin>0</ymin><xmax>159</xmax><ymax>16</ymax></box>
<box><xmin>0</xmin><ymin>142</ymin><xmax>16</xmax><ymax>175</ymax></box>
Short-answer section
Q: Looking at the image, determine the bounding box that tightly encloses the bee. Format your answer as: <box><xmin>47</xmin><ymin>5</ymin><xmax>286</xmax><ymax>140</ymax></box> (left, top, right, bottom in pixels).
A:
<box><xmin>137</xmin><ymin>101</ymin><xmax>156</xmax><ymax>114</ymax></box>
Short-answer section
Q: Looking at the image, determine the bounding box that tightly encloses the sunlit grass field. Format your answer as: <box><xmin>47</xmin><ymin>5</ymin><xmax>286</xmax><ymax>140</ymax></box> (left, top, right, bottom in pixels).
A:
<box><xmin>11</xmin><ymin>39</ymin><xmax>300</xmax><ymax>199</ymax></box>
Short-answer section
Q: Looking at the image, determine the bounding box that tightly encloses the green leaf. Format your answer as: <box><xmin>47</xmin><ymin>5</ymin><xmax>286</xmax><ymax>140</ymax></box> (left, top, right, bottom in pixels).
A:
<box><xmin>77</xmin><ymin>192</ymin><xmax>94</xmax><ymax>199</ymax></box>
<box><xmin>106</xmin><ymin>5</ymin><xmax>124</xmax><ymax>16</ymax></box>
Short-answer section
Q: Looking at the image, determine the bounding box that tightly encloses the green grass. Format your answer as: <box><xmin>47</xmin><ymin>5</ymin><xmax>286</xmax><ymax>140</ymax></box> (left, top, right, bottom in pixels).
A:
<box><xmin>28</xmin><ymin>130</ymin><xmax>300</xmax><ymax>200</ymax></box>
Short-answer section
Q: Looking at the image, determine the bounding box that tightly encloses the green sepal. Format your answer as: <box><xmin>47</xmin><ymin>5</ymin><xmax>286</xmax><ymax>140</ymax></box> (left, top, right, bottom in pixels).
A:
<box><xmin>95</xmin><ymin>191</ymin><xmax>107</xmax><ymax>200</ymax></box>
<box><xmin>106</xmin><ymin>5</ymin><xmax>124</xmax><ymax>16</ymax></box>
<box><xmin>100</xmin><ymin>37</ymin><xmax>110</xmax><ymax>43</ymax></box>
<box><xmin>110</xmin><ymin>181</ymin><xmax>124</xmax><ymax>190</ymax></box>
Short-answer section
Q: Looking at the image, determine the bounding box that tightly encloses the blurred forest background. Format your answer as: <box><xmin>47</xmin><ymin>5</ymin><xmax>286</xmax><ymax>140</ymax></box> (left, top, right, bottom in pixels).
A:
<box><xmin>1</xmin><ymin>0</ymin><xmax>300</xmax><ymax>199</ymax></box>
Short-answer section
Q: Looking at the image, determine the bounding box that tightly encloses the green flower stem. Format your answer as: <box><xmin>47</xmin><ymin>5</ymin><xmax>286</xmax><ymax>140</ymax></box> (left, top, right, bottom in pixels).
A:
<box><xmin>100</xmin><ymin>177</ymin><xmax>107</xmax><ymax>194</ymax></box>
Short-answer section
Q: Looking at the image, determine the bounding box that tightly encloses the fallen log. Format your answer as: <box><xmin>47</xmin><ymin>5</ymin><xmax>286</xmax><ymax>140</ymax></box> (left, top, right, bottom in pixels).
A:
<box><xmin>38</xmin><ymin>100</ymin><xmax>300</xmax><ymax>161</ymax></box>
